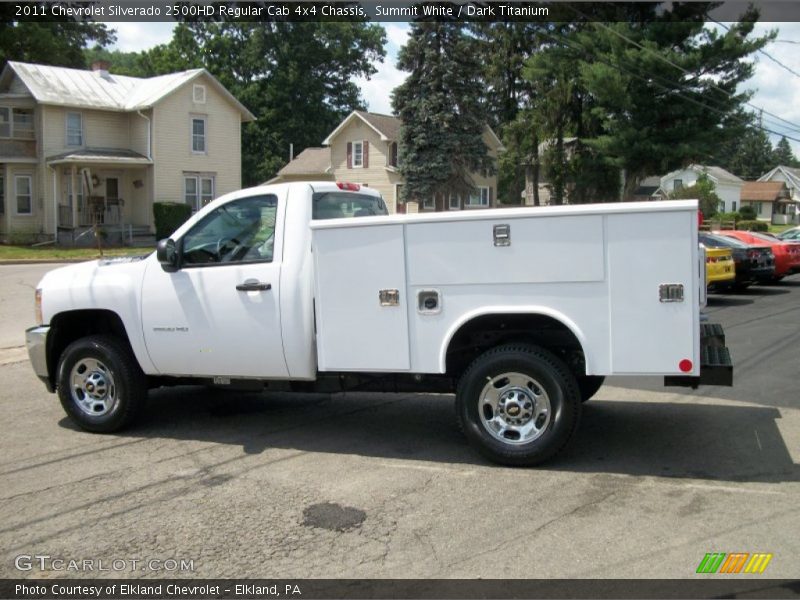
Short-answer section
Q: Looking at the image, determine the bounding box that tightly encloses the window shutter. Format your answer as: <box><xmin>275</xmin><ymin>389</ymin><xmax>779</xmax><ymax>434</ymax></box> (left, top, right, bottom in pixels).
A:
<box><xmin>363</xmin><ymin>140</ymin><xmax>369</xmax><ymax>168</ymax></box>
<box><xmin>391</xmin><ymin>142</ymin><xmax>397</xmax><ymax>167</ymax></box>
<box><xmin>488</xmin><ymin>187</ymin><xmax>494</xmax><ymax>206</ymax></box>
<box><xmin>346</xmin><ymin>142</ymin><xmax>352</xmax><ymax>169</ymax></box>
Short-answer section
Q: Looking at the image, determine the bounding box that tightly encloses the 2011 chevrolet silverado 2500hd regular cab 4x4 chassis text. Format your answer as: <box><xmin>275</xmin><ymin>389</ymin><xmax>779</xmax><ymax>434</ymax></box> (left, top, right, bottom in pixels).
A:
<box><xmin>26</xmin><ymin>181</ymin><xmax>733</xmax><ymax>466</ymax></box>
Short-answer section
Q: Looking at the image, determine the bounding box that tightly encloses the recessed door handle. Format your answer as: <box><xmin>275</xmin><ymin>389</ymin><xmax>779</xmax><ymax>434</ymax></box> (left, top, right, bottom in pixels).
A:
<box><xmin>236</xmin><ymin>280</ymin><xmax>272</xmax><ymax>292</ymax></box>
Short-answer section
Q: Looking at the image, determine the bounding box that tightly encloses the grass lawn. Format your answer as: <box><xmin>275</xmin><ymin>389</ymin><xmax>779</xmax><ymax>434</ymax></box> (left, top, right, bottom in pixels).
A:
<box><xmin>768</xmin><ymin>224</ymin><xmax>796</xmax><ymax>234</ymax></box>
<box><xmin>0</xmin><ymin>245</ymin><xmax>153</xmax><ymax>261</ymax></box>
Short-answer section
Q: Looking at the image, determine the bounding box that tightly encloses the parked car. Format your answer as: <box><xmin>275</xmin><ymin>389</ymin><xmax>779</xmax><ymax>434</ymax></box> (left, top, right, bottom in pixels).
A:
<box><xmin>777</xmin><ymin>227</ymin><xmax>800</xmax><ymax>242</ymax></box>
<box><xmin>714</xmin><ymin>230</ymin><xmax>800</xmax><ymax>279</ymax></box>
<box><xmin>700</xmin><ymin>245</ymin><xmax>735</xmax><ymax>291</ymax></box>
<box><xmin>699</xmin><ymin>232</ymin><xmax>775</xmax><ymax>287</ymax></box>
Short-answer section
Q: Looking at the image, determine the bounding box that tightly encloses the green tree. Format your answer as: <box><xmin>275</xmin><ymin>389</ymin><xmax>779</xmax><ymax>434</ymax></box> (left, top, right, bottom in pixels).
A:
<box><xmin>772</xmin><ymin>136</ymin><xmax>799</xmax><ymax>168</ymax></box>
<box><xmin>392</xmin><ymin>22</ymin><xmax>493</xmax><ymax>204</ymax></box>
<box><xmin>669</xmin><ymin>172</ymin><xmax>722</xmax><ymax>217</ymax></box>
<box><xmin>725</xmin><ymin>126</ymin><xmax>775</xmax><ymax>179</ymax></box>
<box><xmin>0</xmin><ymin>4</ymin><xmax>114</xmax><ymax>69</ymax></box>
<box><xmin>572</xmin><ymin>6</ymin><xmax>772</xmax><ymax>198</ymax></box>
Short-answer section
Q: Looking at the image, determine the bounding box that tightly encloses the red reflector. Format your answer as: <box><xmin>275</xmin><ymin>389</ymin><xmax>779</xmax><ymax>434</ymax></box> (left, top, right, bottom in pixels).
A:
<box><xmin>336</xmin><ymin>182</ymin><xmax>361</xmax><ymax>191</ymax></box>
<box><xmin>679</xmin><ymin>359</ymin><xmax>693</xmax><ymax>373</ymax></box>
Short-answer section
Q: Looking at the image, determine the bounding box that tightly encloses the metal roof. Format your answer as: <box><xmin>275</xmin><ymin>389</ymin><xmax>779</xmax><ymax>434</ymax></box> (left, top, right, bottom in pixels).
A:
<box><xmin>1</xmin><ymin>61</ymin><xmax>254</xmax><ymax>120</ymax></box>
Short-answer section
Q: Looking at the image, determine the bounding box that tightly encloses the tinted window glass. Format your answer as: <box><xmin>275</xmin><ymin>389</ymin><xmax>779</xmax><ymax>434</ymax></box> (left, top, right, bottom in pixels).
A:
<box><xmin>312</xmin><ymin>192</ymin><xmax>387</xmax><ymax>220</ymax></box>
<box><xmin>182</xmin><ymin>195</ymin><xmax>277</xmax><ymax>266</ymax></box>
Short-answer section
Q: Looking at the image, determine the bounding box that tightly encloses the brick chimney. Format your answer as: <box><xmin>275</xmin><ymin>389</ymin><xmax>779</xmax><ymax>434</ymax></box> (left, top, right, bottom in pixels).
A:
<box><xmin>91</xmin><ymin>60</ymin><xmax>111</xmax><ymax>77</ymax></box>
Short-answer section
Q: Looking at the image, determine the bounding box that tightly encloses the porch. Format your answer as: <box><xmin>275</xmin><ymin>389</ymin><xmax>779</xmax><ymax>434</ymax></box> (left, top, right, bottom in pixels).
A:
<box><xmin>47</xmin><ymin>149</ymin><xmax>154</xmax><ymax>246</ymax></box>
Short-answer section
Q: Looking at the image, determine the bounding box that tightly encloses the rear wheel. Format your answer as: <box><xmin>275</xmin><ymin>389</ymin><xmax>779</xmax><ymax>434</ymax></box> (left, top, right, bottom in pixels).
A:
<box><xmin>57</xmin><ymin>335</ymin><xmax>146</xmax><ymax>433</ymax></box>
<box><xmin>456</xmin><ymin>344</ymin><xmax>581</xmax><ymax>466</ymax></box>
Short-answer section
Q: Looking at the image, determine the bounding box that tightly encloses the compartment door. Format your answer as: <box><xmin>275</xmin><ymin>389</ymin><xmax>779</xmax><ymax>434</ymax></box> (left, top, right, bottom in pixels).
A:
<box><xmin>313</xmin><ymin>224</ymin><xmax>410</xmax><ymax>371</ymax></box>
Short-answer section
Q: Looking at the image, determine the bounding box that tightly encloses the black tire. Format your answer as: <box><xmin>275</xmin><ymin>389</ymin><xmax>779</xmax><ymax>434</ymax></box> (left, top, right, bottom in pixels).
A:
<box><xmin>577</xmin><ymin>375</ymin><xmax>605</xmax><ymax>403</ymax></box>
<box><xmin>456</xmin><ymin>344</ymin><xmax>581</xmax><ymax>466</ymax></box>
<box><xmin>57</xmin><ymin>335</ymin><xmax>146</xmax><ymax>433</ymax></box>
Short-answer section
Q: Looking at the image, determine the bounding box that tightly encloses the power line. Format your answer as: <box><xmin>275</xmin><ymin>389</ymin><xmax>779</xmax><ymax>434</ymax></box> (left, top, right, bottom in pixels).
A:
<box><xmin>579</xmin><ymin>14</ymin><xmax>800</xmax><ymax>137</ymax></box>
<box><xmin>537</xmin><ymin>27</ymin><xmax>800</xmax><ymax>146</ymax></box>
<box><xmin>711</xmin><ymin>19</ymin><xmax>800</xmax><ymax>82</ymax></box>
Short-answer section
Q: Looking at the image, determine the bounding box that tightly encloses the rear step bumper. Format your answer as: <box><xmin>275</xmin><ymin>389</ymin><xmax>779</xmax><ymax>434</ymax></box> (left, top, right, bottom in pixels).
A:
<box><xmin>664</xmin><ymin>323</ymin><xmax>733</xmax><ymax>388</ymax></box>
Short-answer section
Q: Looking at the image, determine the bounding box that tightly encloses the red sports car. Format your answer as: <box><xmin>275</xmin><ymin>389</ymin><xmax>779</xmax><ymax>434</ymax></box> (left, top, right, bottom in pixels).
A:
<box><xmin>714</xmin><ymin>230</ymin><xmax>800</xmax><ymax>279</ymax></box>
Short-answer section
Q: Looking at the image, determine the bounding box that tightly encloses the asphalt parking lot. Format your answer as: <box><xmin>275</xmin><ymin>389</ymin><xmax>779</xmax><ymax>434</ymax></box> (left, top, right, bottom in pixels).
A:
<box><xmin>0</xmin><ymin>264</ymin><xmax>798</xmax><ymax>579</ymax></box>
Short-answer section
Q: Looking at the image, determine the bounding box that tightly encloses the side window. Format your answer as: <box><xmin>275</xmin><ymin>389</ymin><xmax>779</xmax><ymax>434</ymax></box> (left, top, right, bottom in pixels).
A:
<box><xmin>181</xmin><ymin>195</ymin><xmax>278</xmax><ymax>266</ymax></box>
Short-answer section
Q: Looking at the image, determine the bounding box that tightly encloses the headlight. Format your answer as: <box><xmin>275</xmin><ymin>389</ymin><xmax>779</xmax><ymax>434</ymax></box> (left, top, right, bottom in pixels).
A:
<box><xmin>35</xmin><ymin>288</ymin><xmax>43</xmax><ymax>325</ymax></box>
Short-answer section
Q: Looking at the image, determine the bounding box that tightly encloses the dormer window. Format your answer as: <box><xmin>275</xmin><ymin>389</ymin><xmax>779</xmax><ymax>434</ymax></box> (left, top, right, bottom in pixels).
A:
<box><xmin>66</xmin><ymin>112</ymin><xmax>83</xmax><ymax>146</ymax></box>
<box><xmin>193</xmin><ymin>84</ymin><xmax>206</xmax><ymax>104</ymax></box>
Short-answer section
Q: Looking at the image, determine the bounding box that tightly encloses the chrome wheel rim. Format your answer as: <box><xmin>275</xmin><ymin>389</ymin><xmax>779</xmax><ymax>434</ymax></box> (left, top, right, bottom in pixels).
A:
<box><xmin>70</xmin><ymin>358</ymin><xmax>117</xmax><ymax>417</ymax></box>
<box><xmin>479</xmin><ymin>372</ymin><xmax>551</xmax><ymax>445</ymax></box>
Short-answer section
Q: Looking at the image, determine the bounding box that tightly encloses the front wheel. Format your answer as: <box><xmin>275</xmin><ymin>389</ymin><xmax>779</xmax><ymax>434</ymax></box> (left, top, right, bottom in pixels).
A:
<box><xmin>456</xmin><ymin>344</ymin><xmax>581</xmax><ymax>466</ymax></box>
<box><xmin>57</xmin><ymin>335</ymin><xmax>146</xmax><ymax>433</ymax></box>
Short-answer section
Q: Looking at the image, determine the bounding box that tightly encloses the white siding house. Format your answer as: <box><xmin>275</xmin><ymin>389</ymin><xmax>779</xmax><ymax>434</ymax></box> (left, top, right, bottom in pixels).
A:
<box><xmin>0</xmin><ymin>61</ymin><xmax>254</xmax><ymax>243</ymax></box>
<box><xmin>659</xmin><ymin>165</ymin><xmax>743</xmax><ymax>213</ymax></box>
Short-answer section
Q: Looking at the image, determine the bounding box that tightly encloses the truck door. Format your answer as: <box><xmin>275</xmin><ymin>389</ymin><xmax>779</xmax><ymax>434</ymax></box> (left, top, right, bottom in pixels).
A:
<box><xmin>141</xmin><ymin>192</ymin><xmax>289</xmax><ymax>378</ymax></box>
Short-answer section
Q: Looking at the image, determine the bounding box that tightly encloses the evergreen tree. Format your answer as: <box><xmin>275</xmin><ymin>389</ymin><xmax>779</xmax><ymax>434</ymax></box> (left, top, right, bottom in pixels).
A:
<box><xmin>392</xmin><ymin>23</ymin><xmax>493</xmax><ymax>203</ymax></box>
<box><xmin>772</xmin><ymin>136</ymin><xmax>800</xmax><ymax>168</ymax></box>
<box><xmin>568</xmin><ymin>6</ymin><xmax>772</xmax><ymax>197</ymax></box>
<box><xmin>726</xmin><ymin>126</ymin><xmax>775</xmax><ymax>179</ymax></box>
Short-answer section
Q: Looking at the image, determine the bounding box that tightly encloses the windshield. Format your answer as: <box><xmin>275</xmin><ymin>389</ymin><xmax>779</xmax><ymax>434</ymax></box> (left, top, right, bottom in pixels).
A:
<box><xmin>312</xmin><ymin>192</ymin><xmax>388</xmax><ymax>220</ymax></box>
<box><xmin>748</xmin><ymin>231</ymin><xmax>783</xmax><ymax>244</ymax></box>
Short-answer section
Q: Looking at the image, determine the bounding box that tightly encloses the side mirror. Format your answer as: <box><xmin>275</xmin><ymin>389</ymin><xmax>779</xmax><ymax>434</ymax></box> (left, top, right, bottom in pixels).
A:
<box><xmin>156</xmin><ymin>238</ymin><xmax>179</xmax><ymax>272</ymax></box>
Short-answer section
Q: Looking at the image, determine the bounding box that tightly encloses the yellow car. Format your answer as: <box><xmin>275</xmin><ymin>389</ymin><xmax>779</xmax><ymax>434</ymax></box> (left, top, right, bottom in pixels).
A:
<box><xmin>703</xmin><ymin>245</ymin><xmax>735</xmax><ymax>291</ymax></box>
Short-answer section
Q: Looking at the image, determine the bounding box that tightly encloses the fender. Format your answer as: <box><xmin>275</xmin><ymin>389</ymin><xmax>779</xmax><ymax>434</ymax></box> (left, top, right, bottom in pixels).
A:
<box><xmin>439</xmin><ymin>305</ymin><xmax>591</xmax><ymax>374</ymax></box>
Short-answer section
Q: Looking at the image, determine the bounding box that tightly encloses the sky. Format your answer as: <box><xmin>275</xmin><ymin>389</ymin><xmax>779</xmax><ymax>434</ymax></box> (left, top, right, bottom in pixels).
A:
<box><xmin>105</xmin><ymin>20</ymin><xmax>800</xmax><ymax>156</ymax></box>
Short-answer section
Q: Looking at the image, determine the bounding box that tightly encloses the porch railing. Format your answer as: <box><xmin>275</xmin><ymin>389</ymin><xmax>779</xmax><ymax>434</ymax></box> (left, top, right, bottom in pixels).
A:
<box><xmin>57</xmin><ymin>199</ymin><xmax>123</xmax><ymax>228</ymax></box>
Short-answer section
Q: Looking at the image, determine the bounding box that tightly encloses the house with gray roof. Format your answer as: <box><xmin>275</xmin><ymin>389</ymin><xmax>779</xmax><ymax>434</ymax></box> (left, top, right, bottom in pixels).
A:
<box><xmin>657</xmin><ymin>165</ymin><xmax>744</xmax><ymax>213</ymax></box>
<box><xmin>270</xmin><ymin>110</ymin><xmax>502</xmax><ymax>213</ymax></box>
<box><xmin>0</xmin><ymin>60</ymin><xmax>254</xmax><ymax>243</ymax></box>
<box><xmin>757</xmin><ymin>165</ymin><xmax>800</xmax><ymax>224</ymax></box>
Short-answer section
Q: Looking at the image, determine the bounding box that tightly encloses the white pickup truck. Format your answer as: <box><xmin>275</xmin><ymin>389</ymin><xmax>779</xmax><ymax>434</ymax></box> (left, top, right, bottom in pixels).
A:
<box><xmin>26</xmin><ymin>181</ymin><xmax>732</xmax><ymax>466</ymax></box>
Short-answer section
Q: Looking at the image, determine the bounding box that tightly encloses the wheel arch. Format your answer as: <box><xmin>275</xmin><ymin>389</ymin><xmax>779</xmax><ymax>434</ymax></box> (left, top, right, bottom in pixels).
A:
<box><xmin>46</xmin><ymin>309</ymin><xmax>133</xmax><ymax>389</ymax></box>
<box><xmin>440</xmin><ymin>307</ymin><xmax>591</xmax><ymax>377</ymax></box>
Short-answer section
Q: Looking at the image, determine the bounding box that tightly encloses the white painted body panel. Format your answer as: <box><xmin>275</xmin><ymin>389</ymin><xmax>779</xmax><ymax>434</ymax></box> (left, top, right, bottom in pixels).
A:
<box><xmin>312</xmin><ymin>200</ymin><xmax>700</xmax><ymax>377</ymax></box>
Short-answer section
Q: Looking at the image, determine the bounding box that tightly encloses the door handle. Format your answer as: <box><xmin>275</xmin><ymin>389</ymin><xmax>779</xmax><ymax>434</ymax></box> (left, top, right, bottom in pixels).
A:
<box><xmin>236</xmin><ymin>280</ymin><xmax>272</xmax><ymax>292</ymax></box>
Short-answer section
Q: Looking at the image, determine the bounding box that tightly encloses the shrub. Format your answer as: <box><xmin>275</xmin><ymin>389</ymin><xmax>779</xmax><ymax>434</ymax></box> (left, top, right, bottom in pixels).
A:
<box><xmin>717</xmin><ymin>211</ymin><xmax>741</xmax><ymax>223</ymax></box>
<box><xmin>737</xmin><ymin>220</ymin><xmax>769</xmax><ymax>232</ymax></box>
<box><xmin>153</xmin><ymin>202</ymin><xmax>192</xmax><ymax>240</ymax></box>
<box><xmin>738</xmin><ymin>205</ymin><xmax>757</xmax><ymax>220</ymax></box>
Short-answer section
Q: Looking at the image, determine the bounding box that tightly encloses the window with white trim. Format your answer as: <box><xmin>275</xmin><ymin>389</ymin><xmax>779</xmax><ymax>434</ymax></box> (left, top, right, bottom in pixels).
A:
<box><xmin>448</xmin><ymin>194</ymin><xmax>460</xmax><ymax>210</ymax></box>
<box><xmin>15</xmin><ymin>175</ymin><xmax>32</xmax><ymax>215</ymax></box>
<box><xmin>352</xmin><ymin>141</ymin><xmax>364</xmax><ymax>167</ymax></box>
<box><xmin>673</xmin><ymin>179</ymin><xmax>683</xmax><ymax>191</ymax></box>
<box><xmin>422</xmin><ymin>196</ymin><xmax>435</xmax><ymax>210</ymax></box>
<box><xmin>466</xmin><ymin>187</ymin><xmax>490</xmax><ymax>207</ymax></box>
<box><xmin>1</xmin><ymin>107</ymin><xmax>34</xmax><ymax>139</ymax></box>
<box><xmin>66</xmin><ymin>112</ymin><xmax>83</xmax><ymax>146</ymax></box>
<box><xmin>13</xmin><ymin>109</ymin><xmax>33</xmax><ymax>139</ymax></box>
<box><xmin>191</xmin><ymin>116</ymin><xmax>207</xmax><ymax>153</ymax></box>
<box><xmin>732</xmin><ymin>201</ymin><xmax>737</xmax><ymax>212</ymax></box>
<box><xmin>193</xmin><ymin>84</ymin><xmax>206</xmax><ymax>104</ymax></box>
<box><xmin>184</xmin><ymin>174</ymin><xmax>215</xmax><ymax>211</ymax></box>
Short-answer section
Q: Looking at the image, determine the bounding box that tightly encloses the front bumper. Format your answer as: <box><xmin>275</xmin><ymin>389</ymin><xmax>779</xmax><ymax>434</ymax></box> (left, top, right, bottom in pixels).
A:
<box><xmin>26</xmin><ymin>325</ymin><xmax>53</xmax><ymax>392</ymax></box>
